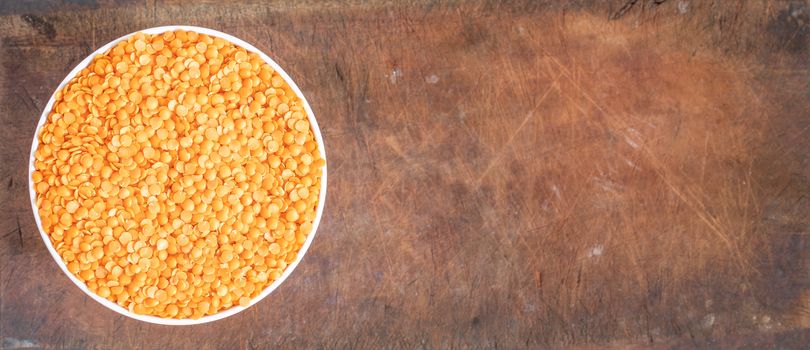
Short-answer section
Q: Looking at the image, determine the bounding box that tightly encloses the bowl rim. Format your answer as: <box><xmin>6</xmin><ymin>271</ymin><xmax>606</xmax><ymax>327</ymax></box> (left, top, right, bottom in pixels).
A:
<box><xmin>27</xmin><ymin>25</ymin><xmax>328</xmax><ymax>326</ymax></box>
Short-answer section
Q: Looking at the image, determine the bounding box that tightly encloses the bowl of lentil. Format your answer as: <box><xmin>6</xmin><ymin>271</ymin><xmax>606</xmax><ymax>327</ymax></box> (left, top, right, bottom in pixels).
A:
<box><xmin>28</xmin><ymin>26</ymin><xmax>327</xmax><ymax>325</ymax></box>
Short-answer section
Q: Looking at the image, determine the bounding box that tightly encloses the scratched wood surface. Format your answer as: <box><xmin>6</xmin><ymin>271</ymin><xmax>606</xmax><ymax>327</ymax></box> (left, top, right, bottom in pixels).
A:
<box><xmin>1</xmin><ymin>0</ymin><xmax>809</xmax><ymax>348</ymax></box>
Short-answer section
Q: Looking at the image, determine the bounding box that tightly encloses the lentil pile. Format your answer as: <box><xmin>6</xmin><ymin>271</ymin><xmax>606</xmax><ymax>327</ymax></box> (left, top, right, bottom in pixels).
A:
<box><xmin>31</xmin><ymin>30</ymin><xmax>324</xmax><ymax>319</ymax></box>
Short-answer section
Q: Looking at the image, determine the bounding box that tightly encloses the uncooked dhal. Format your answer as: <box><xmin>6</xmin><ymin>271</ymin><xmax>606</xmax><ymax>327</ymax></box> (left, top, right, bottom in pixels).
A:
<box><xmin>32</xmin><ymin>30</ymin><xmax>323</xmax><ymax>319</ymax></box>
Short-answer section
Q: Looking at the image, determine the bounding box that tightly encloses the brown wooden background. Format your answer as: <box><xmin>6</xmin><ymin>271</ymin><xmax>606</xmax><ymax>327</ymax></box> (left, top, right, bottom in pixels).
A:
<box><xmin>1</xmin><ymin>0</ymin><xmax>809</xmax><ymax>348</ymax></box>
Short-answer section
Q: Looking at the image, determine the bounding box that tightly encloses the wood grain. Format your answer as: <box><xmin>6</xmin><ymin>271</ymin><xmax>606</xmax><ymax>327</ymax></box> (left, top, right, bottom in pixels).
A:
<box><xmin>1</xmin><ymin>0</ymin><xmax>808</xmax><ymax>348</ymax></box>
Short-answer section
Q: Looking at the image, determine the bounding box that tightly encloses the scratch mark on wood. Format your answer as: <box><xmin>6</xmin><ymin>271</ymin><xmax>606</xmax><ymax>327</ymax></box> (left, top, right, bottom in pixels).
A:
<box><xmin>700</xmin><ymin>132</ymin><xmax>709</xmax><ymax>185</ymax></box>
<box><xmin>611</xmin><ymin>0</ymin><xmax>639</xmax><ymax>20</ymax></box>
<box><xmin>652</xmin><ymin>164</ymin><xmax>749</xmax><ymax>271</ymax></box>
<box><xmin>19</xmin><ymin>85</ymin><xmax>40</xmax><ymax>113</ymax></box>
<box><xmin>334</xmin><ymin>62</ymin><xmax>345</xmax><ymax>83</ymax></box>
<box><xmin>16</xmin><ymin>215</ymin><xmax>23</xmax><ymax>248</ymax></box>
<box><xmin>91</xmin><ymin>18</ymin><xmax>96</xmax><ymax>49</ymax></box>
<box><xmin>474</xmin><ymin>78</ymin><xmax>559</xmax><ymax>185</ymax></box>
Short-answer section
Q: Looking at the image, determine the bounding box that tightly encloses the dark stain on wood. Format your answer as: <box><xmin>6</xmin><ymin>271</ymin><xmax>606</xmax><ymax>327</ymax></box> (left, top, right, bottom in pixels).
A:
<box><xmin>610</xmin><ymin>0</ymin><xmax>639</xmax><ymax>20</ymax></box>
<box><xmin>20</xmin><ymin>14</ymin><xmax>56</xmax><ymax>39</ymax></box>
<box><xmin>767</xmin><ymin>1</ymin><xmax>809</xmax><ymax>53</ymax></box>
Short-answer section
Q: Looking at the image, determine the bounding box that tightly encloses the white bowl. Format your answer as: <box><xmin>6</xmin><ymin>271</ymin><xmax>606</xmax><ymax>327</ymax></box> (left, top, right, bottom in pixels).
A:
<box><xmin>28</xmin><ymin>26</ymin><xmax>327</xmax><ymax>325</ymax></box>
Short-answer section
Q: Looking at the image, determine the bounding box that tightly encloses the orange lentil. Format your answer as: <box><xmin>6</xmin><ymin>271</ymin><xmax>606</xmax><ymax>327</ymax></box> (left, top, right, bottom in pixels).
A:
<box><xmin>32</xmin><ymin>30</ymin><xmax>323</xmax><ymax>319</ymax></box>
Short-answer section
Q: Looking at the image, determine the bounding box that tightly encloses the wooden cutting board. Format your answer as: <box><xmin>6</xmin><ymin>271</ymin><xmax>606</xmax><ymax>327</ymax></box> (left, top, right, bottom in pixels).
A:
<box><xmin>1</xmin><ymin>0</ymin><xmax>808</xmax><ymax>348</ymax></box>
